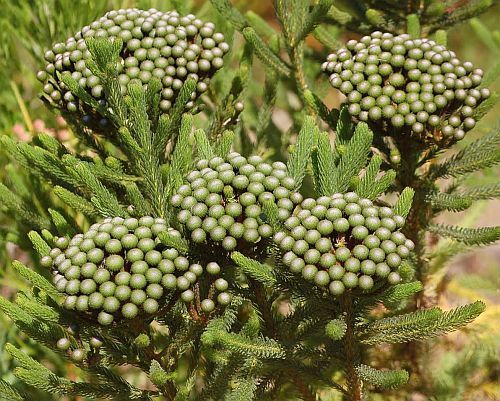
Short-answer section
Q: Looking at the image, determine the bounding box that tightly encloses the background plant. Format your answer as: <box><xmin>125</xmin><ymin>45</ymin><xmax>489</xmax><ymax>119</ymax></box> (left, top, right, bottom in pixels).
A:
<box><xmin>0</xmin><ymin>0</ymin><xmax>498</xmax><ymax>400</ymax></box>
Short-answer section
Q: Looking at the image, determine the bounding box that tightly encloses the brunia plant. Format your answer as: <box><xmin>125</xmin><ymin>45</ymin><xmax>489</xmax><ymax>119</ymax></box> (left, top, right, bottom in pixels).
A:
<box><xmin>0</xmin><ymin>1</ymin><xmax>498</xmax><ymax>400</ymax></box>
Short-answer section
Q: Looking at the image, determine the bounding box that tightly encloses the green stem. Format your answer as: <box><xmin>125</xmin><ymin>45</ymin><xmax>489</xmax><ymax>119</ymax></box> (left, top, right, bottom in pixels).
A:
<box><xmin>290</xmin><ymin>43</ymin><xmax>316</xmax><ymax>117</ymax></box>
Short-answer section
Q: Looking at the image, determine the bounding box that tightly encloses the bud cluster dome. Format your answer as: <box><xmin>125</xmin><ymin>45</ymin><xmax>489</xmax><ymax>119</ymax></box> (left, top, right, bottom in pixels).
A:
<box><xmin>274</xmin><ymin>192</ymin><xmax>414</xmax><ymax>295</ymax></box>
<box><xmin>322</xmin><ymin>32</ymin><xmax>489</xmax><ymax>142</ymax></box>
<box><xmin>42</xmin><ymin>216</ymin><xmax>230</xmax><ymax>325</ymax></box>
<box><xmin>36</xmin><ymin>8</ymin><xmax>229</xmax><ymax>127</ymax></box>
<box><xmin>171</xmin><ymin>152</ymin><xmax>303</xmax><ymax>253</ymax></box>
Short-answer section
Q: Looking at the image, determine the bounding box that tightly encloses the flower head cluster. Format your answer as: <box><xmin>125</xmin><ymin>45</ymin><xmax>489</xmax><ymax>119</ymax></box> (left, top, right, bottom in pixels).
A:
<box><xmin>322</xmin><ymin>32</ymin><xmax>489</xmax><ymax>142</ymax></box>
<box><xmin>274</xmin><ymin>192</ymin><xmax>414</xmax><ymax>295</ymax></box>
<box><xmin>42</xmin><ymin>216</ymin><xmax>229</xmax><ymax>325</ymax></box>
<box><xmin>37</xmin><ymin>8</ymin><xmax>229</xmax><ymax>125</ymax></box>
<box><xmin>171</xmin><ymin>152</ymin><xmax>303</xmax><ymax>253</ymax></box>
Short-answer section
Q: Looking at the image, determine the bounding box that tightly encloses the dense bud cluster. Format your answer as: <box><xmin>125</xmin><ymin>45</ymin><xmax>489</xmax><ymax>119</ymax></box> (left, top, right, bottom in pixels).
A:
<box><xmin>171</xmin><ymin>152</ymin><xmax>303</xmax><ymax>253</ymax></box>
<box><xmin>42</xmin><ymin>216</ymin><xmax>230</xmax><ymax>325</ymax></box>
<box><xmin>274</xmin><ymin>192</ymin><xmax>414</xmax><ymax>295</ymax></box>
<box><xmin>36</xmin><ymin>8</ymin><xmax>229</xmax><ymax>125</ymax></box>
<box><xmin>322</xmin><ymin>32</ymin><xmax>489</xmax><ymax>142</ymax></box>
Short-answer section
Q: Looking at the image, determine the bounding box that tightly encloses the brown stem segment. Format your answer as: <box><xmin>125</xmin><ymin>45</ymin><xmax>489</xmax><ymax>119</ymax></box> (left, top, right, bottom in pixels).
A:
<box><xmin>392</xmin><ymin>132</ymin><xmax>443</xmax><ymax>394</ymax></box>
<box><xmin>341</xmin><ymin>292</ymin><xmax>363</xmax><ymax>401</ymax></box>
<box><xmin>292</xmin><ymin>373</ymin><xmax>316</xmax><ymax>401</ymax></box>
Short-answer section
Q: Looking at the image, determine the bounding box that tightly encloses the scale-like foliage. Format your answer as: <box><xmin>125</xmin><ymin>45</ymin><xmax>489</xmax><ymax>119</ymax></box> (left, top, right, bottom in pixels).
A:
<box><xmin>157</xmin><ymin>231</ymin><xmax>189</xmax><ymax>254</ymax></box>
<box><xmin>194</xmin><ymin>129</ymin><xmax>215</xmax><ymax>160</ymax></box>
<box><xmin>356</xmin><ymin>364</ymin><xmax>409</xmax><ymax>389</ymax></box>
<box><xmin>242</xmin><ymin>27</ymin><xmax>290</xmax><ymax>76</ymax></box>
<box><xmin>393</xmin><ymin>187</ymin><xmax>415</xmax><ymax>218</ymax></box>
<box><xmin>459</xmin><ymin>183</ymin><xmax>500</xmax><ymax>200</ymax></box>
<box><xmin>287</xmin><ymin>117</ymin><xmax>318</xmax><ymax>189</ymax></box>
<box><xmin>231</xmin><ymin>252</ymin><xmax>277</xmax><ymax>287</ymax></box>
<box><xmin>361</xmin><ymin>301</ymin><xmax>485</xmax><ymax>345</ymax></box>
<box><xmin>313</xmin><ymin>131</ymin><xmax>335</xmax><ymax>196</ymax></box>
<box><xmin>331</xmin><ymin>122</ymin><xmax>373</xmax><ymax>193</ymax></box>
<box><xmin>427</xmin><ymin>224</ymin><xmax>500</xmax><ymax>246</ymax></box>
<box><xmin>12</xmin><ymin>261</ymin><xmax>61</xmax><ymax>300</ymax></box>
<box><xmin>0</xmin><ymin>2</ymin><xmax>497</xmax><ymax>400</ymax></box>
<box><xmin>431</xmin><ymin>127</ymin><xmax>500</xmax><ymax>178</ymax></box>
<box><xmin>428</xmin><ymin>192</ymin><xmax>473</xmax><ymax>212</ymax></box>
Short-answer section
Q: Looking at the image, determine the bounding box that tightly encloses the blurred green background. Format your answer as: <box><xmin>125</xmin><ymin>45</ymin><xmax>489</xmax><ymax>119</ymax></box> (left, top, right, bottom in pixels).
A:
<box><xmin>0</xmin><ymin>1</ymin><xmax>498</xmax><ymax>400</ymax></box>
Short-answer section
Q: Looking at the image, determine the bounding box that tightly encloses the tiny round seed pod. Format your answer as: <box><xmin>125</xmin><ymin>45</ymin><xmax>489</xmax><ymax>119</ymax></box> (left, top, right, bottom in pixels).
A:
<box><xmin>71</xmin><ymin>348</ymin><xmax>87</xmax><ymax>362</ymax></box>
<box><xmin>57</xmin><ymin>337</ymin><xmax>71</xmax><ymax>351</ymax></box>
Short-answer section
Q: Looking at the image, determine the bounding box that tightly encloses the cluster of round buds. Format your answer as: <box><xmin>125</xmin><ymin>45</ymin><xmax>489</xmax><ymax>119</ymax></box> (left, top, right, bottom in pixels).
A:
<box><xmin>274</xmin><ymin>192</ymin><xmax>414</xmax><ymax>295</ymax></box>
<box><xmin>322</xmin><ymin>32</ymin><xmax>489</xmax><ymax>142</ymax></box>
<box><xmin>55</xmin><ymin>335</ymin><xmax>103</xmax><ymax>362</ymax></box>
<box><xmin>171</xmin><ymin>152</ymin><xmax>303</xmax><ymax>254</ymax></box>
<box><xmin>36</xmin><ymin>8</ymin><xmax>229</xmax><ymax>126</ymax></box>
<box><xmin>41</xmin><ymin>216</ymin><xmax>230</xmax><ymax>325</ymax></box>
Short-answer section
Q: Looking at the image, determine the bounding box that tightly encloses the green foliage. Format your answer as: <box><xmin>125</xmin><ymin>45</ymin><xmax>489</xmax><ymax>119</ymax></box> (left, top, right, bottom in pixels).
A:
<box><xmin>406</xmin><ymin>14</ymin><xmax>421</xmax><ymax>38</ymax></box>
<box><xmin>393</xmin><ymin>187</ymin><xmax>415</xmax><ymax>219</ymax></box>
<box><xmin>360</xmin><ymin>301</ymin><xmax>485</xmax><ymax>345</ymax></box>
<box><xmin>0</xmin><ymin>1</ymin><xmax>498</xmax><ymax>400</ymax></box>
<box><xmin>157</xmin><ymin>231</ymin><xmax>189</xmax><ymax>254</ymax></box>
<box><xmin>225</xmin><ymin>379</ymin><xmax>257</xmax><ymax>401</ymax></box>
<box><xmin>209</xmin><ymin>0</ymin><xmax>248</xmax><ymax>31</ymax></box>
<box><xmin>427</xmin><ymin>224</ymin><xmax>500</xmax><ymax>246</ymax></box>
<box><xmin>48</xmin><ymin>208</ymin><xmax>77</xmax><ymax>237</ymax></box>
<box><xmin>325</xmin><ymin>318</ymin><xmax>347</xmax><ymax>340</ymax></box>
<box><xmin>435</xmin><ymin>29</ymin><xmax>448</xmax><ymax>46</ymax></box>
<box><xmin>194</xmin><ymin>129</ymin><xmax>215</xmax><ymax>160</ymax></box>
<box><xmin>214</xmin><ymin>130</ymin><xmax>235</xmax><ymax>158</ymax></box>
<box><xmin>355</xmin><ymin>154</ymin><xmax>396</xmax><ymax>200</ymax></box>
<box><xmin>326</xmin><ymin>0</ymin><xmax>495</xmax><ymax>34</ymax></box>
<box><xmin>378</xmin><ymin>282</ymin><xmax>424</xmax><ymax>308</ymax></box>
<box><xmin>208</xmin><ymin>331</ymin><xmax>286</xmax><ymax>359</ymax></box>
<box><xmin>72</xmin><ymin>161</ymin><xmax>125</xmax><ymax>217</ymax></box>
<box><xmin>431</xmin><ymin>127</ymin><xmax>500</xmax><ymax>178</ymax></box>
<box><xmin>331</xmin><ymin>122</ymin><xmax>373</xmax><ymax>193</ymax></box>
<box><xmin>354</xmin><ymin>155</ymin><xmax>382</xmax><ymax>198</ymax></box>
<box><xmin>165</xmin><ymin>114</ymin><xmax>194</xmax><ymax>196</ymax></box>
<box><xmin>0</xmin><ymin>182</ymin><xmax>50</xmax><ymax>229</ymax></box>
<box><xmin>460</xmin><ymin>183</ymin><xmax>500</xmax><ymax>200</ymax></box>
<box><xmin>355</xmin><ymin>364</ymin><xmax>409</xmax><ymax>389</ymax></box>
<box><xmin>242</xmin><ymin>27</ymin><xmax>291</xmax><ymax>76</ymax></box>
<box><xmin>287</xmin><ymin>117</ymin><xmax>318</xmax><ymax>190</ymax></box>
<box><xmin>428</xmin><ymin>192</ymin><xmax>473</xmax><ymax>212</ymax></box>
<box><xmin>261</xmin><ymin>200</ymin><xmax>283</xmax><ymax>232</ymax></box>
<box><xmin>12</xmin><ymin>261</ymin><xmax>61</xmax><ymax>301</ymax></box>
<box><xmin>313</xmin><ymin>131</ymin><xmax>335</xmax><ymax>196</ymax></box>
<box><xmin>296</xmin><ymin>0</ymin><xmax>334</xmax><ymax>43</ymax></box>
<box><xmin>0</xmin><ymin>379</ymin><xmax>31</xmax><ymax>401</ymax></box>
<box><xmin>150</xmin><ymin>361</ymin><xmax>175</xmax><ymax>387</ymax></box>
<box><xmin>27</xmin><ymin>231</ymin><xmax>50</xmax><ymax>257</ymax></box>
<box><xmin>231</xmin><ymin>252</ymin><xmax>277</xmax><ymax>287</ymax></box>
